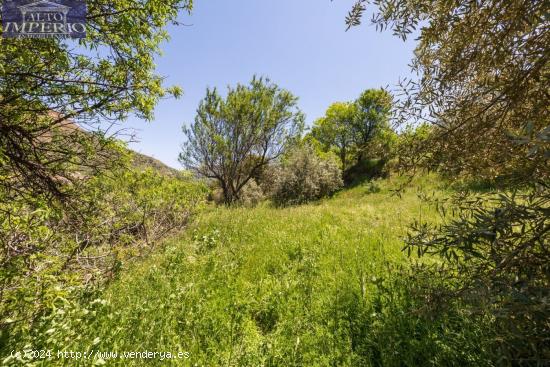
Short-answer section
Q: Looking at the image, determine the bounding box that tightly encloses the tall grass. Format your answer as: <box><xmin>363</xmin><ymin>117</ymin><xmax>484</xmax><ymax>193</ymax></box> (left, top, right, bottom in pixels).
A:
<box><xmin>2</xmin><ymin>175</ymin><xmax>493</xmax><ymax>366</ymax></box>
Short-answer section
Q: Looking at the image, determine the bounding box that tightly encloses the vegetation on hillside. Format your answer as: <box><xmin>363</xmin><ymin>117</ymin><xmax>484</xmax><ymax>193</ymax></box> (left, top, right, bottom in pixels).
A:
<box><xmin>179</xmin><ymin>77</ymin><xmax>305</xmax><ymax>205</ymax></box>
<box><xmin>268</xmin><ymin>145</ymin><xmax>343</xmax><ymax>206</ymax></box>
<box><xmin>1</xmin><ymin>148</ymin><xmax>206</xmax><ymax>343</ymax></box>
<box><xmin>1</xmin><ymin>0</ymin><xmax>201</xmax><ymax>349</ymax></box>
<box><xmin>1</xmin><ymin>0</ymin><xmax>193</xmax><ymax>203</ymax></box>
<box><xmin>346</xmin><ymin>0</ymin><xmax>549</xmax><ymax>363</ymax></box>
<box><xmin>308</xmin><ymin>89</ymin><xmax>395</xmax><ymax>182</ymax></box>
<box><xmin>0</xmin><ymin>0</ymin><xmax>548</xmax><ymax>365</ymax></box>
<box><xmin>5</xmin><ymin>175</ymin><xmax>498</xmax><ymax>367</ymax></box>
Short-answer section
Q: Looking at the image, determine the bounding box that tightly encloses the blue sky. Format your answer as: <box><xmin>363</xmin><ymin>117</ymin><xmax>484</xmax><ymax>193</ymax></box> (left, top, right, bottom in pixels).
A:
<box><xmin>124</xmin><ymin>0</ymin><xmax>417</xmax><ymax>168</ymax></box>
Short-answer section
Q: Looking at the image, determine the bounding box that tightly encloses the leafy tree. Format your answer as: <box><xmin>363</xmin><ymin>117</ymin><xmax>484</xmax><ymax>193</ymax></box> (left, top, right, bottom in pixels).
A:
<box><xmin>180</xmin><ymin>77</ymin><xmax>304</xmax><ymax>205</ymax></box>
<box><xmin>310</xmin><ymin>90</ymin><xmax>393</xmax><ymax>169</ymax></box>
<box><xmin>0</xmin><ymin>0</ymin><xmax>192</xmax><ymax>202</ymax></box>
<box><xmin>0</xmin><ymin>0</ymin><xmax>195</xmax><ymax>336</ymax></box>
<box><xmin>310</xmin><ymin>102</ymin><xmax>357</xmax><ymax>170</ymax></box>
<box><xmin>345</xmin><ymin>0</ymin><xmax>549</xmax><ymax>361</ymax></box>
<box><xmin>345</xmin><ymin>0</ymin><xmax>548</xmax><ymax>184</ymax></box>
<box><xmin>353</xmin><ymin>89</ymin><xmax>392</xmax><ymax>162</ymax></box>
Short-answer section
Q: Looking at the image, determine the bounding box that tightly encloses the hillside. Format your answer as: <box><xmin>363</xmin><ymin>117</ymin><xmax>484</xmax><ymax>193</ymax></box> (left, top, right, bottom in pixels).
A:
<box><xmin>131</xmin><ymin>151</ymin><xmax>179</xmax><ymax>176</ymax></box>
<box><xmin>52</xmin><ymin>114</ymin><xmax>180</xmax><ymax>176</ymax></box>
<box><xmin>22</xmin><ymin>175</ymin><xmax>492</xmax><ymax>366</ymax></box>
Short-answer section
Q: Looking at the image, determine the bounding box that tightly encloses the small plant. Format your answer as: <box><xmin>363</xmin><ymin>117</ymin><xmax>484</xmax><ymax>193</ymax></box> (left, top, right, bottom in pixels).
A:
<box><xmin>366</xmin><ymin>181</ymin><xmax>381</xmax><ymax>194</ymax></box>
<box><xmin>193</xmin><ymin>229</ymin><xmax>221</xmax><ymax>253</ymax></box>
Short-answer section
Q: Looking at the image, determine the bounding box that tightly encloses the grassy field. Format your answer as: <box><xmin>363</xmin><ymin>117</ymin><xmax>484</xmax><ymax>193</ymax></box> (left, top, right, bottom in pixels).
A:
<box><xmin>7</xmin><ymin>175</ymin><xmax>493</xmax><ymax>366</ymax></box>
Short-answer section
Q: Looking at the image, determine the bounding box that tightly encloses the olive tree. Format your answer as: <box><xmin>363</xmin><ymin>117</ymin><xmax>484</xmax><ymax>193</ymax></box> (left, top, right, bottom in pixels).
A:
<box><xmin>345</xmin><ymin>0</ymin><xmax>549</xmax><ymax>361</ymax></box>
<box><xmin>345</xmin><ymin>0</ymin><xmax>548</xmax><ymax>183</ymax></box>
<box><xmin>180</xmin><ymin>77</ymin><xmax>304</xmax><ymax>205</ymax></box>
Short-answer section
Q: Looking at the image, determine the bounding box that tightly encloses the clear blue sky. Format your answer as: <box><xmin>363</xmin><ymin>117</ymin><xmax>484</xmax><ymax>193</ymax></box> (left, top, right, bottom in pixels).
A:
<box><xmin>124</xmin><ymin>0</ymin><xmax>417</xmax><ymax>168</ymax></box>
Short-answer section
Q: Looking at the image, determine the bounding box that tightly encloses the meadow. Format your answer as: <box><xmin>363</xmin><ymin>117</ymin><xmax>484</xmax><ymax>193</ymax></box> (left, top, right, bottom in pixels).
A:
<box><xmin>6</xmin><ymin>175</ymin><xmax>494</xmax><ymax>366</ymax></box>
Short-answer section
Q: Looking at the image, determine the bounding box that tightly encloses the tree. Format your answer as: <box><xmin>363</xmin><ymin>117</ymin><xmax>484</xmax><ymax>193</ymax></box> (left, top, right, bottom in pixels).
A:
<box><xmin>310</xmin><ymin>90</ymin><xmax>393</xmax><ymax>169</ymax></box>
<box><xmin>310</xmin><ymin>102</ymin><xmax>356</xmax><ymax>170</ymax></box>
<box><xmin>0</xmin><ymin>0</ymin><xmax>195</xmax><ymax>334</ymax></box>
<box><xmin>0</xmin><ymin>0</ymin><xmax>192</xmax><ymax>202</ymax></box>
<box><xmin>345</xmin><ymin>0</ymin><xmax>548</xmax><ymax>184</ymax></box>
<box><xmin>180</xmin><ymin>77</ymin><xmax>304</xmax><ymax>205</ymax></box>
<box><xmin>353</xmin><ymin>89</ymin><xmax>392</xmax><ymax>162</ymax></box>
<box><xmin>345</xmin><ymin>0</ymin><xmax>549</xmax><ymax>361</ymax></box>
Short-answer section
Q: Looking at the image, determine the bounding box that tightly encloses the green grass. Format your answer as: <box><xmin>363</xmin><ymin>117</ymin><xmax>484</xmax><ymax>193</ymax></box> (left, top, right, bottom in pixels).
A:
<box><xmin>5</xmin><ymin>175</ymin><xmax>493</xmax><ymax>366</ymax></box>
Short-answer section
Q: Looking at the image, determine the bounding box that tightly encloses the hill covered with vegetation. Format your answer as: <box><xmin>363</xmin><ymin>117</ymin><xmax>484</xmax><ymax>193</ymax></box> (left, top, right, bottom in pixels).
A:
<box><xmin>1</xmin><ymin>0</ymin><xmax>548</xmax><ymax>365</ymax></box>
<box><xmin>6</xmin><ymin>175</ymin><xmax>498</xmax><ymax>366</ymax></box>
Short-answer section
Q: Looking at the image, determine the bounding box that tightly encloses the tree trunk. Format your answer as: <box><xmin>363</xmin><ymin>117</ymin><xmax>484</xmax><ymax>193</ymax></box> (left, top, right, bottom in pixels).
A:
<box><xmin>341</xmin><ymin>146</ymin><xmax>347</xmax><ymax>171</ymax></box>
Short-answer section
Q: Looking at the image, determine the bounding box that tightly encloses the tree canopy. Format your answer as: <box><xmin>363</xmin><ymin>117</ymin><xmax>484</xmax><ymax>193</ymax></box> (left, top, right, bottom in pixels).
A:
<box><xmin>345</xmin><ymin>0</ymin><xmax>549</xmax><ymax>361</ymax></box>
<box><xmin>309</xmin><ymin>89</ymin><xmax>393</xmax><ymax>169</ymax></box>
<box><xmin>180</xmin><ymin>77</ymin><xmax>304</xmax><ymax>205</ymax></box>
<box><xmin>353</xmin><ymin>89</ymin><xmax>392</xmax><ymax>161</ymax></box>
<box><xmin>311</xmin><ymin>102</ymin><xmax>357</xmax><ymax>170</ymax></box>
<box><xmin>346</xmin><ymin>0</ymin><xmax>549</xmax><ymax>184</ymax></box>
<box><xmin>0</xmin><ymin>0</ymin><xmax>193</xmax><ymax>202</ymax></box>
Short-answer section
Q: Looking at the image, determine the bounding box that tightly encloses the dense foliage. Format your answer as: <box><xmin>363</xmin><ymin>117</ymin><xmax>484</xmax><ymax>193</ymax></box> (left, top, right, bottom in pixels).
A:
<box><xmin>0</xmin><ymin>0</ymin><xmax>192</xmax><ymax>202</ymax></box>
<box><xmin>353</xmin><ymin>89</ymin><xmax>393</xmax><ymax>162</ymax></box>
<box><xmin>0</xmin><ymin>1</ymin><xmax>202</xmax><ymax>348</ymax></box>
<box><xmin>310</xmin><ymin>102</ymin><xmax>357</xmax><ymax>170</ymax></box>
<box><xmin>309</xmin><ymin>89</ymin><xmax>395</xmax><ymax>175</ymax></box>
<box><xmin>180</xmin><ymin>77</ymin><xmax>304</xmax><ymax>205</ymax></box>
<box><xmin>4</xmin><ymin>176</ymin><xmax>495</xmax><ymax>367</ymax></box>
<box><xmin>0</xmin><ymin>0</ymin><xmax>547</xmax><ymax>364</ymax></box>
<box><xmin>0</xmin><ymin>159</ymin><xmax>206</xmax><ymax>341</ymax></box>
<box><xmin>269</xmin><ymin>145</ymin><xmax>343</xmax><ymax>206</ymax></box>
<box><xmin>347</xmin><ymin>0</ymin><xmax>550</xmax><ymax>363</ymax></box>
<box><xmin>346</xmin><ymin>0</ymin><xmax>548</xmax><ymax>184</ymax></box>
<box><xmin>407</xmin><ymin>187</ymin><xmax>549</xmax><ymax>363</ymax></box>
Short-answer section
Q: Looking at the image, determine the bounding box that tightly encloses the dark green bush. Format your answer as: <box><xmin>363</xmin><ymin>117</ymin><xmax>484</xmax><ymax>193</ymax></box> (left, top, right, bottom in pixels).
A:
<box><xmin>343</xmin><ymin>158</ymin><xmax>387</xmax><ymax>186</ymax></box>
<box><xmin>406</xmin><ymin>186</ymin><xmax>550</xmax><ymax>364</ymax></box>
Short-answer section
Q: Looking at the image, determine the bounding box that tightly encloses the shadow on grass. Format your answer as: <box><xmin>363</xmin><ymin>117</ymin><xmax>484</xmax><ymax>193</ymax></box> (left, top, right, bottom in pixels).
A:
<box><xmin>343</xmin><ymin>158</ymin><xmax>388</xmax><ymax>189</ymax></box>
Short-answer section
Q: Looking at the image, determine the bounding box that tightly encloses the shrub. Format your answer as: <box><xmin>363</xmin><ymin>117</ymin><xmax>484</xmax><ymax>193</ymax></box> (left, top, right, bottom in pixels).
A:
<box><xmin>269</xmin><ymin>146</ymin><xmax>343</xmax><ymax>206</ymax></box>
<box><xmin>0</xmin><ymin>166</ymin><xmax>206</xmax><ymax>338</ymax></box>
<box><xmin>207</xmin><ymin>179</ymin><xmax>265</xmax><ymax>207</ymax></box>
<box><xmin>238</xmin><ymin>180</ymin><xmax>266</xmax><ymax>207</ymax></box>
<box><xmin>406</xmin><ymin>187</ymin><xmax>550</xmax><ymax>363</ymax></box>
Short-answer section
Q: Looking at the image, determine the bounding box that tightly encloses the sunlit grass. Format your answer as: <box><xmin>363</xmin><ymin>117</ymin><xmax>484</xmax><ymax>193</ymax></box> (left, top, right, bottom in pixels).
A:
<box><xmin>11</xmin><ymin>174</ymin><xmax>491</xmax><ymax>366</ymax></box>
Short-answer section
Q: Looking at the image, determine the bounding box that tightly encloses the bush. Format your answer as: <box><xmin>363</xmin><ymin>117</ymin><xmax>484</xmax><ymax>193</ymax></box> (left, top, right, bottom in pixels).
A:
<box><xmin>238</xmin><ymin>180</ymin><xmax>266</xmax><ymax>207</ymax></box>
<box><xmin>207</xmin><ymin>179</ymin><xmax>265</xmax><ymax>207</ymax></box>
<box><xmin>269</xmin><ymin>146</ymin><xmax>343</xmax><ymax>206</ymax></box>
<box><xmin>0</xmin><ymin>165</ymin><xmax>206</xmax><ymax>339</ymax></box>
<box><xmin>406</xmin><ymin>186</ymin><xmax>550</xmax><ymax>364</ymax></box>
